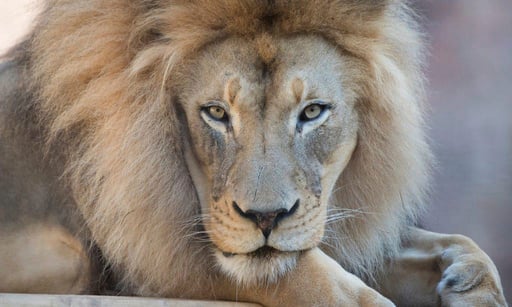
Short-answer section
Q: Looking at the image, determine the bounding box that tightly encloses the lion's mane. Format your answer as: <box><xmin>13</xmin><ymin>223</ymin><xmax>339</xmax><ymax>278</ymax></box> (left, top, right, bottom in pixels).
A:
<box><xmin>16</xmin><ymin>0</ymin><xmax>430</xmax><ymax>296</ymax></box>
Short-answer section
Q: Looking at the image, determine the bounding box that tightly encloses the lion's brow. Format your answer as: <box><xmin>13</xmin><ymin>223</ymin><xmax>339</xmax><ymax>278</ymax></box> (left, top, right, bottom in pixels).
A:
<box><xmin>224</xmin><ymin>77</ymin><xmax>241</xmax><ymax>105</ymax></box>
<box><xmin>292</xmin><ymin>78</ymin><xmax>304</xmax><ymax>103</ymax></box>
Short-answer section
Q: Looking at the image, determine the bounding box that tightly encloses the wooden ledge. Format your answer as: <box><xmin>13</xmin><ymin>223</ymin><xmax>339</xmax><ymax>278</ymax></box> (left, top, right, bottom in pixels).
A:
<box><xmin>0</xmin><ymin>294</ymin><xmax>261</xmax><ymax>307</ymax></box>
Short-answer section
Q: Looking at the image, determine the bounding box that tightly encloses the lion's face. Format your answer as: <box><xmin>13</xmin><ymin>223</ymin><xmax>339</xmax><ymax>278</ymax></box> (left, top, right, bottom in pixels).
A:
<box><xmin>178</xmin><ymin>35</ymin><xmax>358</xmax><ymax>283</ymax></box>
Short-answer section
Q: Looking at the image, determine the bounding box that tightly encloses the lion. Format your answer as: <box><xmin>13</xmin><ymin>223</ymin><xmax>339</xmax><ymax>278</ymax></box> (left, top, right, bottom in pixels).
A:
<box><xmin>0</xmin><ymin>0</ymin><xmax>507</xmax><ymax>306</ymax></box>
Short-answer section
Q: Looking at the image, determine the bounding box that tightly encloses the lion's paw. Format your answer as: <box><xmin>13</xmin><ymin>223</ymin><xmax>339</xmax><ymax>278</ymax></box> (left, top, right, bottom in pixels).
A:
<box><xmin>437</xmin><ymin>238</ymin><xmax>507</xmax><ymax>307</ymax></box>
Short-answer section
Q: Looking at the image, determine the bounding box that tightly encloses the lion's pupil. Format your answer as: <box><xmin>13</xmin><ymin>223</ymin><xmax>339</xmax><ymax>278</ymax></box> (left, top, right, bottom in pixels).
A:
<box><xmin>305</xmin><ymin>105</ymin><xmax>321</xmax><ymax>120</ymax></box>
<box><xmin>209</xmin><ymin>106</ymin><xmax>225</xmax><ymax>120</ymax></box>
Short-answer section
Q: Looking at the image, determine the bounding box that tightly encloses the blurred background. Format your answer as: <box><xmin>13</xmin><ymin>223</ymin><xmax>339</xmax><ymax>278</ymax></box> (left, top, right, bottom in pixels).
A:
<box><xmin>1</xmin><ymin>0</ymin><xmax>511</xmax><ymax>302</ymax></box>
<box><xmin>413</xmin><ymin>1</ymin><xmax>512</xmax><ymax>302</ymax></box>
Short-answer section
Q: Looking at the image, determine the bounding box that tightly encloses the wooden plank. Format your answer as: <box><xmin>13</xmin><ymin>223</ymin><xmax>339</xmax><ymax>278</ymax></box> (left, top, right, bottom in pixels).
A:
<box><xmin>0</xmin><ymin>294</ymin><xmax>261</xmax><ymax>307</ymax></box>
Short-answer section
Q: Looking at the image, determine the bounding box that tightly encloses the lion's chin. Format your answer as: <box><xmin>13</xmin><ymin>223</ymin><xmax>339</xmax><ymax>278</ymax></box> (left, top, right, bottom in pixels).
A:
<box><xmin>215</xmin><ymin>246</ymin><xmax>299</xmax><ymax>285</ymax></box>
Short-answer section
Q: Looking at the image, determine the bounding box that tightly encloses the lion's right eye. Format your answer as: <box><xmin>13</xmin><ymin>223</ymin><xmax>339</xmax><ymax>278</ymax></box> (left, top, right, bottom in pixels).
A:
<box><xmin>207</xmin><ymin>106</ymin><xmax>227</xmax><ymax>121</ymax></box>
<box><xmin>200</xmin><ymin>103</ymin><xmax>230</xmax><ymax>127</ymax></box>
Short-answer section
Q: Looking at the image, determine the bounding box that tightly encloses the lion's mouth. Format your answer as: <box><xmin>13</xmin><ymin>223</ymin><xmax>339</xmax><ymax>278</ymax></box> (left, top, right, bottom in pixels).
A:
<box><xmin>222</xmin><ymin>246</ymin><xmax>282</xmax><ymax>259</ymax></box>
<box><xmin>215</xmin><ymin>245</ymin><xmax>301</xmax><ymax>284</ymax></box>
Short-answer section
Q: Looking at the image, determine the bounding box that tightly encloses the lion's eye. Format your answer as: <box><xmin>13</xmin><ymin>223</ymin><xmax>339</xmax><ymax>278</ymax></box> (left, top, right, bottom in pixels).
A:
<box><xmin>206</xmin><ymin>106</ymin><xmax>227</xmax><ymax>121</ymax></box>
<box><xmin>300</xmin><ymin>104</ymin><xmax>326</xmax><ymax>121</ymax></box>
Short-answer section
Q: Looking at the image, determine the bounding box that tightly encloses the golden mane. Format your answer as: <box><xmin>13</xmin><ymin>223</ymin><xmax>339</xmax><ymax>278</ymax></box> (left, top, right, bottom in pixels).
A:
<box><xmin>21</xmin><ymin>0</ymin><xmax>430</xmax><ymax>295</ymax></box>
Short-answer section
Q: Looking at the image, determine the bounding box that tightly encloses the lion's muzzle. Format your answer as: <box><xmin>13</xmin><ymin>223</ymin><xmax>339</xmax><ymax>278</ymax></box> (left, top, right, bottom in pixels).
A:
<box><xmin>232</xmin><ymin>200</ymin><xmax>300</xmax><ymax>238</ymax></box>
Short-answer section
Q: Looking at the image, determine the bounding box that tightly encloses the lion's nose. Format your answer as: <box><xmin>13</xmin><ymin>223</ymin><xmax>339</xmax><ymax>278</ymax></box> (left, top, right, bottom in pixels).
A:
<box><xmin>232</xmin><ymin>200</ymin><xmax>299</xmax><ymax>238</ymax></box>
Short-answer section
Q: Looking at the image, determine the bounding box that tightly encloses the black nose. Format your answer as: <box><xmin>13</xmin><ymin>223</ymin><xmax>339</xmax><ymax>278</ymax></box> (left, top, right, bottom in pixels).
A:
<box><xmin>233</xmin><ymin>200</ymin><xmax>300</xmax><ymax>238</ymax></box>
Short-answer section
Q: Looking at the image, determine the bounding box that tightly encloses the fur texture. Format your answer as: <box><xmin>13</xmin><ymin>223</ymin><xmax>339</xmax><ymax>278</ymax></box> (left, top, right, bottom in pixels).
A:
<box><xmin>8</xmin><ymin>0</ymin><xmax>430</xmax><ymax>297</ymax></box>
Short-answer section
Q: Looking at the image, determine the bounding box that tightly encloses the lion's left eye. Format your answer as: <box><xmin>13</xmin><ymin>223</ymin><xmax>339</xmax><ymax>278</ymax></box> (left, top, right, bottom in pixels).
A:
<box><xmin>299</xmin><ymin>103</ymin><xmax>328</xmax><ymax>122</ymax></box>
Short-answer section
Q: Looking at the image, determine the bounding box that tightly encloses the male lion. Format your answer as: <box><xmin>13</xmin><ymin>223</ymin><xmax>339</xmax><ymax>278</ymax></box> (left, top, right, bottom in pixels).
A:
<box><xmin>0</xmin><ymin>0</ymin><xmax>507</xmax><ymax>306</ymax></box>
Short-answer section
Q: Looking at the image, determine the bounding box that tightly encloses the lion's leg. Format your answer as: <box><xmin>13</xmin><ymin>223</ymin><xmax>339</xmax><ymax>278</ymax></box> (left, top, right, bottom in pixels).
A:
<box><xmin>378</xmin><ymin>227</ymin><xmax>507</xmax><ymax>306</ymax></box>
<box><xmin>213</xmin><ymin>248</ymin><xmax>394</xmax><ymax>307</ymax></box>
<box><xmin>0</xmin><ymin>224</ymin><xmax>91</xmax><ymax>294</ymax></box>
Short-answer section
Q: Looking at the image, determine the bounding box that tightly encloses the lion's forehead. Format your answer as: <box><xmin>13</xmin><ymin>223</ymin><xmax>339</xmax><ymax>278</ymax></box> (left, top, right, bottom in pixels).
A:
<box><xmin>182</xmin><ymin>35</ymin><xmax>346</xmax><ymax>112</ymax></box>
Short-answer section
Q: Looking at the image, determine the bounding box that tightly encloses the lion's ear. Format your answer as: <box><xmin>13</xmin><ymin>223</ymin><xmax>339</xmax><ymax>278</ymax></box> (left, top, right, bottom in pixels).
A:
<box><xmin>129</xmin><ymin>3</ymin><xmax>166</xmax><ymax>53</ymax></box>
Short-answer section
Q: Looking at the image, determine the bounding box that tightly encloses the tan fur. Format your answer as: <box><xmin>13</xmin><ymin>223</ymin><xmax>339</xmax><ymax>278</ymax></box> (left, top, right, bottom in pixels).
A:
<box><xmin>0</xmin><ymin>224</ymin><xmax>90</xmax><ymax>294</ymax></box>
<box><xmin>25</xmin><ymin>0</ymin><xmax>429</xmax><ymax>289</ymax></box>
<box><xmin>0</xmin><ymin>0</ymin><xmax>506</xmax><ymax>305</ymax></box>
